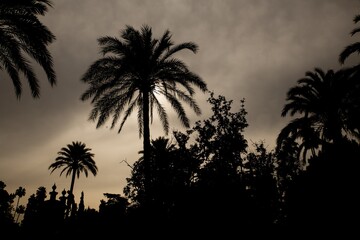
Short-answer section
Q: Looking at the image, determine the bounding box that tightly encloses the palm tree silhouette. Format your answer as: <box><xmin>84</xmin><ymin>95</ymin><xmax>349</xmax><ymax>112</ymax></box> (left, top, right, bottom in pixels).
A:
<box><xmin>48</xmin><ymin>141</ymin><xmax>97</xmax><ymax>215</ymax></box>
<box><xmin>80</xmin><ymin>24</ymin><xmax>207</xmax><ymax>205</ymax></box>
<box><xmin>0</xmin><ymin>0</ymin><xmax>56</xmax><ymax>99</ymax></box>
<box><xmin>277</xmin><ymin>68</ymin><xmax>352</xmax><ymax>162</ymax></box>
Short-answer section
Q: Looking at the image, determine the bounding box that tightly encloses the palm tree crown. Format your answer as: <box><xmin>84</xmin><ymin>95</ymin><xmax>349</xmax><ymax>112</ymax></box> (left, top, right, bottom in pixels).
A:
<box><xmin>0</xmin><ymin>0</ymin><xmax>56</xmax><ymax>99</ymax></box>
<box><xmin>48</xmin><ymin>141</ymin><xmax>97</xmax><ymax>195</ymax></box>
<box><xmin>277</xmin><ymin>68</ymin><xmax>354</xmax><ymax>161</ymax></box>
<box><xmin>80</xmin><ymin>24</ymin><xmax>207</xmax><ymax>136</ymax></box>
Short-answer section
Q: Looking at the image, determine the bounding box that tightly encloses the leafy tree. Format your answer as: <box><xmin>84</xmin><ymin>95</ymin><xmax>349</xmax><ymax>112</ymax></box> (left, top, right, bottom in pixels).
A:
<box><xmin>80</xmin><ymin>24</ymin><xmax>207</xmax><ymax>205</ymax></box>
<box><xmin>0</xmin><ymin>181</ymin><xmax>15</xmax><ymax>225</ymax></box>
<box><xmin>99</xmin><ymin>193</ymin><xmax>128</xmax><ymax>223</ymax></box>
<box><xmin>0</xmin><ymin>181</ymin><xmax>21</xmax><ymax>237</ymax></box>
<box><xmin>189</xmin><ymin>92</ymin><xmax>248</xmax><ymax>185</ymax></box>
<box><xmin>172</xmin><ymin>130</ymin><xmax>201</xmax><ymax>186</ymax></box>
<box><xmin>184</xmin><ymin>92</ymin><xmax>249</xmax><ymax>229</ymax></box>
<box><xmin>274</xmin><ymin>138</ymin><xmax>302</xmax><ymax>224</ymax></box>
<box><xmin>0</xmin><ymin>0</ymin><xmax>56</xmax><ymax>99</ymax></box>
<box><xmin>22</xmin><ymin>186</ymin><xmax>47</xmax><ymax>233</ymax></box>
<box><xmin>275</xmin><ymin>138</ymin><xmax>302</xmax><ymax>184</ymax></box>
<box><xmin>125</xmin><ymin>92</ymin><xmax>250</xmax><ymax>218</ymax></box>
<box><xmin>245</xmin><ymin>141</ymin><xmax>279</xmax><ymax>225</ymax></box>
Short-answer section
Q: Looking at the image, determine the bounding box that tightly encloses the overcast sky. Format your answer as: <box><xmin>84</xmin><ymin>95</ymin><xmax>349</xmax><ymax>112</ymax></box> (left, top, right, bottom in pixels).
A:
<box><xmin>1</xmin><ymin>0</ymin><xmax>359</xmax><ymax>210</ymax></box>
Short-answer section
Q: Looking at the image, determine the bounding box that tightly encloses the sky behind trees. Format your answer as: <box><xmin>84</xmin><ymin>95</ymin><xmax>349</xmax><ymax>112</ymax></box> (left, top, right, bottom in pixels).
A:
<box><xmin>1</xmin><ymin>0</ymin><xmax>359</xmax><ymax>210</ymax></box>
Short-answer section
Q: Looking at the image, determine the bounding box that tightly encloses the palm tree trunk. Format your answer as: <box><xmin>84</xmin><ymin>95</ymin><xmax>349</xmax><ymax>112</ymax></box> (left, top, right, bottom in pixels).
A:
<box><xmin>143</xmin><ymin>90</ymin><xmax>151</xmax><ymax>210</ymax></box>
<box><xmin>13</xmin><ymin>196</ymin><xmax>20</xmax><ymax>219</ymax></box>
<box><xmin>69</xmin><ymin>170</ymin><xmax>76</xmax><ymax>195</ymax></box>
<box><xmin>66</xmin><ymin>170</ymin><xmax>76</xmax><ymax>217</ymax></box>
<box><xmin>16</xmin><ymin>212</ymin><xmax>21</xmax><ymax>223</ymax></box>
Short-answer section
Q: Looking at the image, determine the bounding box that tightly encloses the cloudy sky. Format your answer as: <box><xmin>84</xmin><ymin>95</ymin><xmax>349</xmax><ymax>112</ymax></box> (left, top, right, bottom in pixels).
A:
<box><xmin>1</xmin><ymin>0</ymin><xmax>359</xmax><ymax>210</ymax></box>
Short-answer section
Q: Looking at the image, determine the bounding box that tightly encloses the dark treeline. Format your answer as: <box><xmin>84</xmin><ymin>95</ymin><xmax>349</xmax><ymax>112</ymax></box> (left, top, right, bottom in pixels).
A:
<box><xmin>1</xmin><ymin>87</ymin><xmax>359</xmax><ymax>237</ymax></box>
<box><xmin>1</xmin><ymin>0</ymin><xmax>360</xmax><ymax>238</ymax></box>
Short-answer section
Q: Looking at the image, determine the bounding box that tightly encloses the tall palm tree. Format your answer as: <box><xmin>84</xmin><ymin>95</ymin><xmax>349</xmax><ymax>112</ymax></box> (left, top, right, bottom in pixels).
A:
<box><xmin>80</xmin><ymin>24</ymin><xmax>207</xmax><ymax>204</ymax></box>
<box><xmin>277</xmin><ymin>67</ymin><xmax>354</xmax><ymax>163</ymax></box>
<box><xmin>339</xmin><ymin>14</ymin><xmax>360</xmax><ymax>65</ymax></box>
<box><xmin>0</xmin><ymin>0</ymin><xmax>56</xmax><ymax>99</ymax></box>
<box><xmin>48</xmin><ymin>141</ymin><xmax>98</xmax><ymax>197</ymax></box>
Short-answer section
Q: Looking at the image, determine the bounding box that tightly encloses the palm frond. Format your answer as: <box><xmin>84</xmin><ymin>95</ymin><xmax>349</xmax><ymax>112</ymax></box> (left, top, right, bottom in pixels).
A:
<box><xmin>161</xmin><ymin>42</ymin><xmax>198</xmax><ymax>61</ymax></box>
<box><xmin>339</xmin><ymin>42</ymin><xmax>360</xmax><ymax>64</ymax></box>
<box><xmin>164</xmin><ymin>93</ymin><xmax>189</xmax><ymax>128</ymax></box>
<box><xmin>151</xmin><ymin>94</ymin><xmax>169</xmax><ymax>134</ymax></box>
<box><xmin>0</xmin><ymin>0</ymin><xmax>56</xmax><ymax>99</ymax></box>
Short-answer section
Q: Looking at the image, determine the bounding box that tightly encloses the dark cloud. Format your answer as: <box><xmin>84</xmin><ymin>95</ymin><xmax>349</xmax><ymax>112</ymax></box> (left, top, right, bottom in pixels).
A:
<box><xmin>1</xmin><ymin>0</ymin><xmax>359</xmax><ymax>209</ymax></box>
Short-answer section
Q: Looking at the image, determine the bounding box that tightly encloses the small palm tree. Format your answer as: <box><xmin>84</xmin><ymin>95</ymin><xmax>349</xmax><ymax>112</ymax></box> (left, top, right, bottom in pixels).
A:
<box><xmin>0</xmin><ymin>0</ymin><xmax>56</xmax><ymax>99</ymax></box>
<box><xmin>48</xmin><ymin>141</ymin><xmax>98</xmax><ymax>197</ymax></box>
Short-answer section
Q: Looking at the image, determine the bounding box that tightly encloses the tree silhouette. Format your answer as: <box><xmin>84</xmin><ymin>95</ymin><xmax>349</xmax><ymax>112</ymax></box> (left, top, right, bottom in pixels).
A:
<box><xmin>183</xmin><ymin>92</ymin><xmax>250</xmax><ymax>231</ymax></box>
<box><xmin>274</xmin><ymin>138</ymin><xmax>302</xmax><ymax>225</ymax></box>
<box><xmin>80</xmin><ymin>24</ymin><xmax>207</xmax><ymax>207</ymax></box>
<box><xmin>48</xmin><ymin>141</ymin><xmax>97</xmax><ymax>216</ymax></box>
<box><xmin>98</xmin><ymin>193</ymin><xmax>128</xmax><ymax>229</ymax></box>
<box><xmin>21</xmin><ymin>186</ymin><xmax>47</xmax><ymax>235</ymax></box>
<box><xmin>0</xmin><ymin>181</ymin><xmax>15</xmax><ymax>224</ymax></box>
<box><xmin>277</xmin><ymin>68</ymin><xmax>355</xmax><ymax>163</ymax></box>
<box><xmin>190</xmin><ymin>92</ymin><xmax>248</xmax><ymax>184</ymax></box>
<box><xmin>278</xmin><ymin>67</ymin><xmax>360</xmax><ymax>231</ymax></box>
<box><xmin>245</xmin><ymin>141</ymin><xmax>279</xmax><ymax>225</ymax></box>
<box><xmin>0</xmin><ymin>0</ymin><xmax>56</xmax><ymax>99</ymax></box>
